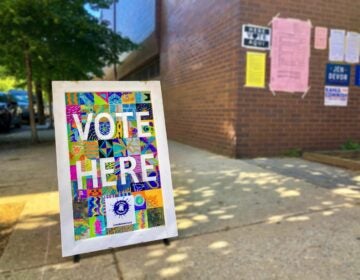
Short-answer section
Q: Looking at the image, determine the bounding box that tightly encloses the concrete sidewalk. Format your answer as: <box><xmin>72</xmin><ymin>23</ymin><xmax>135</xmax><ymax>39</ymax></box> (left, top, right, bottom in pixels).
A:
<box><xmin>0</xmin><ymin>141</ymin><xmax>359</xmax><ymax>279</ymax></box>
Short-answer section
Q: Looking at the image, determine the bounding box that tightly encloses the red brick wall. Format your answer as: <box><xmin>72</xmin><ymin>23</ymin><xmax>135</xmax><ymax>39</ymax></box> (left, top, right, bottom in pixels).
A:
<box><xmin>237</xmin><ymin>0</ymin><xmax>360</xmax><ymax>157</ymax></box>
<box><xmin>160</xmin><ymin>0</ymin><xmax>241</xmax><ymax>157</ymax></box>
<box><xmin>160</xmin><ymin>0</ymin><xmax>360</xmax><ymax>157</ymax></box>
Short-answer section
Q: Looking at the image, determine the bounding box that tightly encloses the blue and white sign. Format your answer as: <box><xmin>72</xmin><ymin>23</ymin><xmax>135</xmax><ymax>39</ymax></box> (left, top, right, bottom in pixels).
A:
<box><xmin>355</xmin><ymin>65</ymin><xmax>360</xmax><ymax>86</ymax></box>
<box><xmin>105</xmin><ymin>196</ymin><xmax>136</xmax><ymax>228</ymax></box>
<box><xmin>325</xmin><ymin>64</ymin><xmax>351</xmax><ymax>86</ymax></box>
<box><xmin>324</xmin><ymin>86</ymin><xmax>348</xmax><ymax>106</ymax></box>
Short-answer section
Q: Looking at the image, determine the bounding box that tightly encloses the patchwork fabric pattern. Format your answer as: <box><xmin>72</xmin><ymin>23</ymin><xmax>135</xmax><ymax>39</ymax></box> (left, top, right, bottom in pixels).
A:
<box><xmin>66</xmin><ymin>91</ymin><xmax>165</xmax><ymax>240</ymax></box>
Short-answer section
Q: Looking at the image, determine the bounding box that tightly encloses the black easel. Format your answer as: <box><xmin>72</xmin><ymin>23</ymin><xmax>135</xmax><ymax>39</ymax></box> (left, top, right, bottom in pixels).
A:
<box><xmin>73</xmin><ymin>254</ymin><xmax>81</xmax><ymax>263</ymax></box>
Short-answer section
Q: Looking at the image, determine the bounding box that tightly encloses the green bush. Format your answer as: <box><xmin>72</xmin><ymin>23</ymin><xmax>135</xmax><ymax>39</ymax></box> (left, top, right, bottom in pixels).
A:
<box><xmin>283</xmin><ymin>148</ymin><xmax>302</xmax><ymax>157</ymax></box>
<box><xmin>341</xmin><ymin>139</ymin><xmax>360</xmax><ymax>151</ymax></box>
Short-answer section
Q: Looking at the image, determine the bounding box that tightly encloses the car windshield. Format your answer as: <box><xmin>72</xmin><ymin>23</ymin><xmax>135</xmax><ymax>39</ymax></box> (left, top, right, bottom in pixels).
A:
<box><xmin>10</xmin><ymin>91</ymin><xmax>28</xmax><ymax>102</ymax></box>
<box><xmin>0</xmin><ymin>94</ymin><xmax>8</xmax><ymax>103</ymax></box>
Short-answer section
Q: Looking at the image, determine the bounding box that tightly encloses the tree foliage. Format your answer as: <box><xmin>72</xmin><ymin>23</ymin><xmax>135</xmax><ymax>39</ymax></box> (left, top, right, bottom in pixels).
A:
<box><xmin>0</xmin><ymin>0</ymin><xmax>136</xmax><ymax>140</ymax></box>
<box><xmin>0</xmin><ymin>67</ymin><xmax>23</xmax><ymax>92</ymax></box>
<box><xmin>0</xmin><ymin>0</ymin><xmax>135</xmax><ymax>80</ymax></box>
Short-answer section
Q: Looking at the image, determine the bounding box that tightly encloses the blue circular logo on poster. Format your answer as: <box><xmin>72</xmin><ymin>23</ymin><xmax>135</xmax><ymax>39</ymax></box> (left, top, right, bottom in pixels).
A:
<box><xmin>113</xmin><ymin>200</ymin><xmax>129</xmax><ymax>216</ymax></box>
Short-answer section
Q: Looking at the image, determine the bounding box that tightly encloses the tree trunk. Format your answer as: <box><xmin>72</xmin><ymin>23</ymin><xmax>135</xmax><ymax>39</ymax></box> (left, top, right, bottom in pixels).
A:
<box><xmin>46</xmin><ymin>80</ymin><xmax>54</xmax><ymax>129</ymax></box>
<box><xmin>35</xmin><ymin>80</ymin><xmax>45</xmax><ymax>125</ymax></box>
<box><xmin>24</xmin><ymin>49</ymin><xmax>38</xmax><ymax>143</ymax></box>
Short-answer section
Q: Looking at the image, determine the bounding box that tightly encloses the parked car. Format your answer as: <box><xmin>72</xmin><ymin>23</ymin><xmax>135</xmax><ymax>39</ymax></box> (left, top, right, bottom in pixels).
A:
<box><xmin>8</xmin><ymin>89</ymin><xmax>37</xmax><ymax>122</ymax></box>
<box><xmin>0</xmin><ymin>92</ymin><xmax>22</xmax><ymax>132</ymax></box>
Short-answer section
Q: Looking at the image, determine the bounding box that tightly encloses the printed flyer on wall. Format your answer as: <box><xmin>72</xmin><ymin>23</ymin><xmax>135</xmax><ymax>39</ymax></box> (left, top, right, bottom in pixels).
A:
<box><xmin>324</xmin><ymin>86</ymin><xmax>348</xmax><ymax>107</ymax></box>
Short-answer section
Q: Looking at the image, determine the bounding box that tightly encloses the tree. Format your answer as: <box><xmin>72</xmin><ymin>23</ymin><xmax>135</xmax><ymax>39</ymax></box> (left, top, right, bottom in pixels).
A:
<box><xmin>40</xmin><ymin>0</ymin><xmax>135</xmax><ymax>129</ymax></box>
<box><xmin>35</xmin><ymin>80</ymin><xmax>45</xmax><ymax>125</ymax></box>
<box><xmin>0</xmin><ymin>0</ymin><xmax>136</xmax><ymax>140</ymax></box>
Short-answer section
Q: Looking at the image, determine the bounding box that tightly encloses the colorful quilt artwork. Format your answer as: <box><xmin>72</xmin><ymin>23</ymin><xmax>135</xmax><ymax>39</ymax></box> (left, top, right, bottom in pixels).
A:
<box><xmin>53</xmin><ymin>82</ymin><xmax>177</xmax><ymax>257</ymax></box>
<box><xmin>67</xmin><ymin>91</ymin><xmax>165</xmax><ymax>240</ymax></box>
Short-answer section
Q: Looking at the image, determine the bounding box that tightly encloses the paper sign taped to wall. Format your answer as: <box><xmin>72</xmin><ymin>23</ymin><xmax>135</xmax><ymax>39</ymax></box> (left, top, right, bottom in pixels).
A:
<box><xmin>53</xmin><ymin>81</ymin><xmax>178</xmax><ymax>257</ymax></box>
<box><xmin>329</xmin><ymin>29</ymin><xmax>345</xmax><ymax>62</ymax></box>
<box><xmin>324</xmin><ymin>86</ymin><xmax>348</xmax><ymax>106</ymax></box>
<box><xmin>325</xmin><ymin>64</ymin><xmax>351</xmax><ymax>86</ymax></box>
<box><xmin>314</xmin><ymin>27</ymin><xmax>328</xmax><ymax>50</ymax></box>
<box><xmin>345</xmin><ymin>32</ymin><xmax>360</xmax><ymax>64</ymax></box>
<box><xmin>242</xmin><ymin>24</ymin><xmax>271</xmax><ymax>50</ymax></box>
<box><xmin>355</xmin><ymin>65</ymin><xmax>360</xmax><ymax>86</ymax></box>
<box><xmin>269</xmin><ymin>18</ymin><xmax>311</xmax><ymax>93</ymax></box>
<box><xmin>245</xmin><ymin>51</ymin><xmax>266</xmax><ymax>88</ymax></box>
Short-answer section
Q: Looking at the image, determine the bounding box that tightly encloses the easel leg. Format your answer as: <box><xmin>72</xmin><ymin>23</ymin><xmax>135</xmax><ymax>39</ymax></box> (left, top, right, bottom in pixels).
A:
<box><xmin>73</xmin><ymin>254</ymin><xmax>81</xmax><ymax>263</ymax></box>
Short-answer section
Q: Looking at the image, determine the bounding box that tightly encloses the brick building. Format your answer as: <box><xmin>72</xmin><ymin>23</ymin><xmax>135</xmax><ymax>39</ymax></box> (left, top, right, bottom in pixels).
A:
<box><xmin>102</xmin><ymin>0</ymin><xmax>360</xmax><ymax>157</ymax></box>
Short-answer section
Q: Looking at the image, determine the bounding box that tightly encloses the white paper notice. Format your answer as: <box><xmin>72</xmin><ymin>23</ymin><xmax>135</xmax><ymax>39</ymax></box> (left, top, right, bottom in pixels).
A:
<box><xmin>329</xmin><ymin>29</ymin><xmax>345</xmax><ymax>62</ymax></box>
<box><xmin>314</xmin><ymin>27</ymin><xmax>328</xmax><ymax>50</ymax></box>
<box><xmin>345</xmin><ymin>32</ymin><xmax>360</xmax><ymax>63</ymax></box>
<box><xmin>269</xmin><ymin>18</ymin><xmax>311</xmax><ymax>93</ymax></box>
<box><xmin>105</xmin><ymin>196</ymin><xmax>136</xmax><ymax>228</ymax></box>
<box><xmin>324</xmin><ymin>86</ymin><xmax>348</xmax><ymax>106</ymax></box>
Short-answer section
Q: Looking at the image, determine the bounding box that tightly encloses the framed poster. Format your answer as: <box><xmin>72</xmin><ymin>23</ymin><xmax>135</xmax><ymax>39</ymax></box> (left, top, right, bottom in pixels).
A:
<box><xmin>53</xmin><ymin>81</ymin><xmax>177</xmax><ymax>257</ymax></box>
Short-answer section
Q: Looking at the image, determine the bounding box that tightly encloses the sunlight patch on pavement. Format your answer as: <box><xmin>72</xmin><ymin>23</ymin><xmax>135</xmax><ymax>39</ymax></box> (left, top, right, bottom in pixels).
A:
<box><xmin>332</xmin><ymin>188</ymin><xmax>360</xmax><ymax>199</ymax></box>
<box><xmin>175</xmin><ymin>204</ymin><xmax>189</xmax><ymax>212</ymax></box>
<box><xmin>208</xmin><ymin>210</ymin><xmax>225</xmax><ymax>215</ymax></box>
<box><xmin>193</xmin><ymin>199</ymin><xmax>210</xmax><ymax>207</ymax></box>
<box><xmin>158</xmin><ymin>266</ymin><xmax>181</xmax><ymax>277</ymax></box>
<box><xmin>147</xmin><ymin>249</ymin><xmax>166</xmax><ymax>257</ymax></box>
<box><xmin>166</xmin><ymin>253</ymin><xmax>188</xmax><ymax>263</ymax></box>
<box><xmin>322</xmin><ymin>211</ymin><xmax>334</xmax><ymax>216</ymax></box>
<box><xmin>192</xmin><ymin>214</ymin><xmax>208</xmax><ymax>222</ymax></box>
<box><xmin>286</xmin><ymin>215</ymin><xmax>309</xmax><ymax>222</ymax></box>
<box><xmin>218</xmin><ymin>214</ymin><xmax>234</xmax><ymax>220</ymax></box>
<box><xmin>321</xmin><ymin>201</ymin><xmax>334</xmax><ymax>205</ymax></box>
<box><xmin>276</xmin><ymin>187</ymin><xmax>300</xmax><ymax>197</ymax></box>
<box><xmin>208</xmin><ymin>241</ymin><xmax>229</xmax><ymax>249</ymax></box>
<box><xmin>144</xmin><ymin>259</ymin><xmax>158</xmax><ymax>267</ymax></box>
<box><xmin>0</xmin><ymin>191</ymin><xmax>59</xmax><ymax>205</ymax></box>
<box><xmin>267</xmin><ymin>214</ymin><xmax>285</xmax><ymax>224</ymax></box>
<box><xmin>177</xmin><ymin>219</ymin><xmax>194</xmax><ymax>229</ymax></box>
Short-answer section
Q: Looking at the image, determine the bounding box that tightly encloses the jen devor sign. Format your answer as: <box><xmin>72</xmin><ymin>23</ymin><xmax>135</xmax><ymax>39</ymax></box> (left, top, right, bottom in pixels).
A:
<box><xmin>325</xmin><ymin>64</ymin><xmax>350</xmax><ymax>86</ymax></box>
<box><xmin>53</xmin><ymin>81</ymin><xmax>177</xmax><ymax>257</ymax></box>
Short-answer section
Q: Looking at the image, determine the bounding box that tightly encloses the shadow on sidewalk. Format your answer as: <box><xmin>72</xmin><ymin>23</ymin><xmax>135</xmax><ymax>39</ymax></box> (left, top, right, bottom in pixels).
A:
<box><xmin>0</xmin><ymin>141</ymin><xmax>359</xmax><ymax>278</ymax></box>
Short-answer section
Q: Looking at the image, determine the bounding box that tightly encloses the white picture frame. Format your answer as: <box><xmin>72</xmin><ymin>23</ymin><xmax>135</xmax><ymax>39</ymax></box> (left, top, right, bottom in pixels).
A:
<box><xmin>53</xmin><ymin>81</ymin><xmax>178</xmax><ymax>257</ymax></box>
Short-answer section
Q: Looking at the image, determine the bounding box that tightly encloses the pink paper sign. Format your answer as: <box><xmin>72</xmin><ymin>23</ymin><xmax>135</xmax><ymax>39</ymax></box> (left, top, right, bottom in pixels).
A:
<box><xmin>270</xmin><ymin>18</ymin><xmax>311</xmax><ymax>93</ymax></box>
<box><xmin>314</xmin><ymin>27</ymin><xmax>328</xmax><ymax>50</ymax></box>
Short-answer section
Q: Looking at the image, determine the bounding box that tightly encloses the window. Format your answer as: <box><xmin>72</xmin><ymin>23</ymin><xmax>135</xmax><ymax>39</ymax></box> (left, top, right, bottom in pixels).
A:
<box><xmin>123</xmin><ymin>56</ymin><xmax>160</xmax><ymax>81</ymax></box>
